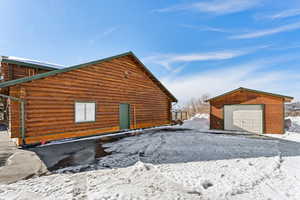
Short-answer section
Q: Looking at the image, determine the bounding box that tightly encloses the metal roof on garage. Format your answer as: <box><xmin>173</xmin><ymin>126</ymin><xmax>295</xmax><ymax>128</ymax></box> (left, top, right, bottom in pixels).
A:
<box><xmin>206</xmin><ymin>87</ymin><xmax>293</xmax><ymax>102</ymax></box>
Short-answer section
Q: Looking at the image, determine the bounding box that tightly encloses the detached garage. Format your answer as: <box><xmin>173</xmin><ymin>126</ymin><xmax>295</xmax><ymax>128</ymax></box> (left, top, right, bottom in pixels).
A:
<box><xmin>206</xmin><ymin>87</ymin><xmax>293</xmax><ymax>134</ymax></box>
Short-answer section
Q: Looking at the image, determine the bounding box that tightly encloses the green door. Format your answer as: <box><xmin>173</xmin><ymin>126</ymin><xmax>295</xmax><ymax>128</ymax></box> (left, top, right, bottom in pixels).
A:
<box><xmin>119</xmin><ymin>103</ymin><xmax>130</xmax><ymax>130</ymax></box>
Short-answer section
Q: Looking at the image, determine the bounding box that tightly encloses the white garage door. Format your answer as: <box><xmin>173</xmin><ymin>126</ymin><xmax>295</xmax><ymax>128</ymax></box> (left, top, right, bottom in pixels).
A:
<box><xmin>224</xmin><ymin>105</ymin><xmax>263</xmax><ymax>134</ymax></box>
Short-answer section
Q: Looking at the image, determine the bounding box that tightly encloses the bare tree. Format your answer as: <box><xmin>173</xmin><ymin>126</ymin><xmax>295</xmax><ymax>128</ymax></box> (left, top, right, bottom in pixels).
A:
<box><xmin>183</xmin><ymin>94</ymin><xmax>210</xmax><ymax>117</ymax></box>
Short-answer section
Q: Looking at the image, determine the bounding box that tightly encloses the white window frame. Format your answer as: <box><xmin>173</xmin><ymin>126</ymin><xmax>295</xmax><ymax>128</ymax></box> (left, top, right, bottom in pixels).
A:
<box><xmin>75</xmin><ymin>101</ymin><xmax>96</xmax><ymax>123</ymax></box>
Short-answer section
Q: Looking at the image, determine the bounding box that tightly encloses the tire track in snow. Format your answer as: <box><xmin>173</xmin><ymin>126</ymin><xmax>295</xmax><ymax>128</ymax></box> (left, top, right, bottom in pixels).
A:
<box><xmin>138</xmin><ymin>134</ymin><xmax>167</xmax><ymax>164</ymax></box>
<box><xmin>226</xmin><ymin>156</ymin><xmax>290</xmax><ymax>200</ymax></box>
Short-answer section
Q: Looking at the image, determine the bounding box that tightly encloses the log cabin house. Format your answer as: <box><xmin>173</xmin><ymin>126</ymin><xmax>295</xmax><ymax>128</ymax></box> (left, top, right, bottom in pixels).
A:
<box><xmin>0</xmin><ymin>52</ymin><xmax>177</xmax><ymax>146</ymax></box>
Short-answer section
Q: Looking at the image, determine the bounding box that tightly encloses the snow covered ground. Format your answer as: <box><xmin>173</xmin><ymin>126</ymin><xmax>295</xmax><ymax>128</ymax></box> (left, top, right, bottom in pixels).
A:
<box><xmin>1</xmin><ymin>114</ymin><xmax>300</xmax><ymax>200</ymax></box>
<box><xmin>266</xmin><ymin>116</ymin><xmax>300</xmax><ymax>143</ymax></box>
<box><xmin>181</xmin><ymin>113</ymin><xmax>209</xmax><ymax>130</ymax></box>
<box><xmin>266</xmin><ymin>131</ymin><xmax>300</xmax><ymax>143</ymax></box>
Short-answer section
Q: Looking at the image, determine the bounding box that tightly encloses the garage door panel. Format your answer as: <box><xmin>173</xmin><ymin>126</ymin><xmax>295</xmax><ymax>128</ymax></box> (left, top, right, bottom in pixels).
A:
<box><xmin>224</xmin><ymin>105</ymin><xmax>263</xmax><ymax>134</ymax></box>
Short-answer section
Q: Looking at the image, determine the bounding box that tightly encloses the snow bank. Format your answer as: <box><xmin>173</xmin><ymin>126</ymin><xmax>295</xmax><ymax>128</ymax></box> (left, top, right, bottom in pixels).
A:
<box><xmin>190</xmin><ymin>113</ymin><xmax>209</xmax><ymax>120</ymax></box>
<box><xmin>286</xmin><ymin>116</ymin><xmax>300</xmax><ymax>133</ymax></box>
<box><xmin>266</xmin><ymin>131</ymin><xmax>300</xmax><ymax>143</ymax></box>
<box><xmin>1</xmin><ymin>156</ymin><xmax>300</xmax><ymax>200</ymax></box>
<box><xmin>266</xmin><ymin>117</ymin><xmax>300</xmax><ymax>143</ymax></box>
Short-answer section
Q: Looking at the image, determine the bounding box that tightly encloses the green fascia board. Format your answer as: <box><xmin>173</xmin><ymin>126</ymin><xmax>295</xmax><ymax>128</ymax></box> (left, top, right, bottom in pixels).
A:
<box><xmin>239</xmin><ymin>87</ymin><xmax>293</xmax><ymax>100</ymax></box>
<box><xmin>206</xmin><ymin>87</ymin><xmax>293</xmax><ymax>102</ymax></box>
<box><xmin>1</xmin><ymin>59</ymin><xmax>59</xmax><ymax>71</ymax></box>
<box><xmin>0</xmin><ymin>51</ymin><xmax>178</xmax><ymax>102</ymax></box>
<box><xmin>0</xmin><ymin>52</ymin><xmax>134</xmax><ymax>88</ymax></box>
<box><xmin>129</xmin><ymin>52</ymin><xmax>178</xmax><ymax>102</ymax></box>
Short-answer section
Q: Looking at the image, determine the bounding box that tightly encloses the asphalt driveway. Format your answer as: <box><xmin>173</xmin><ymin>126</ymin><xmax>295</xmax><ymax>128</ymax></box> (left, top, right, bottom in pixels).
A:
<box><xmin>29</xmin><ymin>127</ymin><xmax>300</xmax><ymax>172</ymax></box>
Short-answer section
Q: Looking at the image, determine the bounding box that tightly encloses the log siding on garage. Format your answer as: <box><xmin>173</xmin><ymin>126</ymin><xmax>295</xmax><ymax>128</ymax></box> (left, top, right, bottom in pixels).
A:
<box><xmin>7</xmin><ymin>54</ymin><xmax>175</xmax><ymax>145</ymax></box>
<box><xmin>207</xmin><ymin>88</ymin><xmax>293</xmax><ymax>134</ymax></box>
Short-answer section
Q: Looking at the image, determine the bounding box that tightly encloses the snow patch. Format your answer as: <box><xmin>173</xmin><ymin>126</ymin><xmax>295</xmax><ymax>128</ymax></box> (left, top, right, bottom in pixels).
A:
<box><xmin>190</xmin><ymin>113</ymin><xmax>209</xmax><ymax>120</ymax></box>
<box><xmin>181</xmin><ymin>113</ymin><xmax>209</xmax><ymax>130</ymax></box>
<box><xmin>4</xmin><ymin>56</ymin><xmax>64</xmax><ymax>69</ymax></box>
<box><xmin>266</xmin><ymin>117</ymin><xmax>300</xmax><ymax>143</ymax></box>
<box><xmin>286</xmin><ymin>116</ymin><xmax>300</xmax><ymax>133</ymax></box>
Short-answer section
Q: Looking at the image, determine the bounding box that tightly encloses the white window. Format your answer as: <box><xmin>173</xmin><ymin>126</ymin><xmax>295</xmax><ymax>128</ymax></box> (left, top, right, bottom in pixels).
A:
<box><xmin>75</xmin><ymin>102</ymin><xmax>96</xmax><ymax>123</ymax></box>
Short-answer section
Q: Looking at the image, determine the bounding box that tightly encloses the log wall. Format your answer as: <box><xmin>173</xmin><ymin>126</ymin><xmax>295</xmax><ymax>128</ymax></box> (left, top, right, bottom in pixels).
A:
<box><xmin>209</xmin><ymin>90</ymin><xmax>284</xmax><ymax>134</ymax></box>
<box><xmin>9</xmin><ymin>55</ymin><xmax>173</xmax><ymax>144</ymax></box>
<box><xmin>9</xmin><ymin>86</ymin><xmax>21</xmax><ymax>138</ymax></box>
<box><xmin>1</xmin><ymin>63</ymin><xmax>49</xmax><ymax>82</ymax></box>
<box><xmin>1</xmin><ymin>62</ymin><xmax>52</xmax><ymax>136</ymax></box>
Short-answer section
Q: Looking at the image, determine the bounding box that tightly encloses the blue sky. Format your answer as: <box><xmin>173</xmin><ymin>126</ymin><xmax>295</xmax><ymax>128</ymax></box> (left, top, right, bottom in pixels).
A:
<box><xmin>1</xmin><ymin>0</ymin><xmax>300</xmax><ymax>102</ymax></box>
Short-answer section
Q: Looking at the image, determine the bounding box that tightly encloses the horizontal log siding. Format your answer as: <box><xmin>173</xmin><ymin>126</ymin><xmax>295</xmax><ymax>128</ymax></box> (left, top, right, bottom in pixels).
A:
<box><xmin>1</xmin><ymin>63</ymin><xmax>50</xmax><ymax>82</ymax></box>
<box><xmin>9</xmin><ymin>86</ymin><xmax>21</xmax><ymax>138</ymax></box>
<box><xmin>11</xmin><ymin>55</ymin><xmax>172</xmax><ymax>144</ymax></box>
<box><xmin>209</xmin><ymin>90</ymin><xmax>284</xmax><ymax>134</ymax></box>
<box><xmin>1</xmin><ymin>63</ymin><xmax>10</xmax><ymax>81</ymax></box>
<box><xmin>1</xmin><ymin>62</ymin><xmax>52</xmax><ymax>141</ymax></box>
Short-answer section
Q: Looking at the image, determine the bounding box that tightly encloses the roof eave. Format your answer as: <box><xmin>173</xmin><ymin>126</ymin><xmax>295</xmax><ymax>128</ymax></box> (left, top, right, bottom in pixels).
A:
<box><xmin>0</xmin><ymin>51</ymin><xmax>178</xmax><ymax>102</ymax></box>
<box><xmin>128</xmin><ymin>53</ymin><xmax>177</xmax><ymax>102</ymax></box>
<box><xmin>1</xmin><ymin>59</ymin><xmax>59</xmax><ymax>71</ymax></box>
<box><xmin>284</xmin><ymin>97</ymin><xmax>294</xmax><ymax>103</ymax></box>
<box><xmin>206</xmin><ymin>87</ymin><xmax>293</xmax><ymax>103</ymax></box>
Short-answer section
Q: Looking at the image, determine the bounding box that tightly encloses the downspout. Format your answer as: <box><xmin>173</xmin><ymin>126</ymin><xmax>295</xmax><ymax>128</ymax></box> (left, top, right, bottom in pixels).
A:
<box><xmin>0</xmin><ymin>93</ymin><xmax>26</xmax><ymax>145</ymax></box>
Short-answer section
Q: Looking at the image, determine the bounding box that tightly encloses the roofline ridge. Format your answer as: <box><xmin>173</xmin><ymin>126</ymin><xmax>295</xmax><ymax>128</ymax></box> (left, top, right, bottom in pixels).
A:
<box><xmin>0</xmin><ymin>51</ymin><xmax>177</xmax><ymax>102</ymax></box>
<box><xmin>206</xmin><ymin>87</ymin><xmax>293</xmax><ymax>102</ymax></box>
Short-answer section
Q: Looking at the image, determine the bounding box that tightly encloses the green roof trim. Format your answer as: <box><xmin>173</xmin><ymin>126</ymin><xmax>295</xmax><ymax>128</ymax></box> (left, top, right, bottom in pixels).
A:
<box><xmin>0</xmin><ymin>51</ymin><xmax>177</xmax><ymax>102</ymax></box>
<box><xmin>1</xmin><ymin>58</ymin><xmax>59</xmax><ymax>71</ymax></box>
<box><xmin>206</xmin><ymin>87</ymin><xmax>293</xmax><ymax>102</ymax></box>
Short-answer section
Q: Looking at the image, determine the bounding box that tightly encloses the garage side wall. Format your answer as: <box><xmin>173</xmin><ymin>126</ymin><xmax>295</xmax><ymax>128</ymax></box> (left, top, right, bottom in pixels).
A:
<box><xmin>10</xmin><ymin>55</ymin><xmax>173</xmax><ymax>144</ymax></box>
<box><xmin>209</xmin><ymin>90</ymin><xmax>284</xmax><ymax>134</ymax></box>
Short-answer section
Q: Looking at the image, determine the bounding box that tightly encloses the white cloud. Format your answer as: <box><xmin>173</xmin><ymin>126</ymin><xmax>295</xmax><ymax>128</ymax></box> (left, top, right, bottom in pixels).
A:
<box><xmin>162</xmin><ymin>60</ymin><xmax>299</xmax><ymax>103</ymax></box>
<box><xmin>265</xmin><ymin>9</ymin><xmax>300</xmax><ymax>20</ymax></box>
<box><xmin>180</xmin><ymin>24</ymin><xmax>231</xmax><ymax>33</ymax></box>
<box><xmin>144</xmin><ymin>50</ymin><xmax>245</xmax><ymax>71</ymax></box>
<box><xmin>144</xmin><ymin>46</ymin><xmax>266</xmax><ymax>72</ymax></box>
<box><xmin>230</xmin><ymin>22</ymin><xmax>300</xmax><ymax>39</ymax></box>
<box><xmin>89</xmin><ymin>27</ymin><xmax>119</xmax><ymax>45</ymax></box>
<box><xmin>155</xmin><ymin>0</ymin><xmax>262</xmax><ymax>15</ymax></box>
<box><xmin>101</xmin><ymin>27</ymin><xmax>119</xmax><ymax>37</ymax></box>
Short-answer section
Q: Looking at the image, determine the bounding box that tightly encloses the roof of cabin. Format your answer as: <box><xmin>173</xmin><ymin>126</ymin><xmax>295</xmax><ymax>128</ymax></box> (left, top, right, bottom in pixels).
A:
<box><xmin>0</xmin><ymin>56</ymin><xmax>64</xmax><ymax>71</ymax></box>
<box><xmin>0</xmin><ymin>52</ymin><xmax>177</xmax><ymax>102</ymax></box>
<box><xmin>206</xmin><ymin>87</ymin><xmax>293</xmax><ymax>103</ymax></box>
